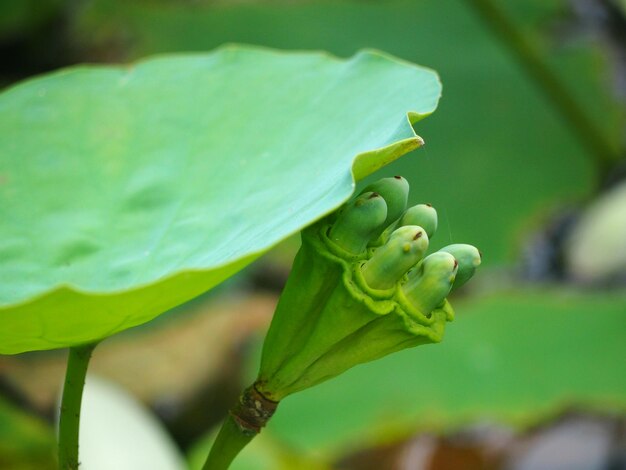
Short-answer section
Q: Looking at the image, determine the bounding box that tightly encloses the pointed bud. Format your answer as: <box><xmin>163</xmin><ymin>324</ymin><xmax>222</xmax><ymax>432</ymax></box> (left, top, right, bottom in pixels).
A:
<box><xmin>402</xmin><ymin>252</ymin><xmax>458</xmax><ymax>315</ymax></box>
<box><xmin>439</xmin><ymin>244</ymin><xmax>481</xmax><ymax>291</ymax></box>
<box><xmin>360</xmin><ymin>176</ymin><xmax>410</xmax><ymax>240</ymax></box>
<box><xmin>398</xmin><ymin>204</ymin><xmax>438</xmax><ymax>239</ymax></box>
<box><xmin>328</xmin><ymin>192</ymin><xmax>387</xmax><ymax>255</ymax></box>
<box><xmin>361</xmin><ymin>225</ymin><xmax>429</xmax><ymax>289</ymax></box>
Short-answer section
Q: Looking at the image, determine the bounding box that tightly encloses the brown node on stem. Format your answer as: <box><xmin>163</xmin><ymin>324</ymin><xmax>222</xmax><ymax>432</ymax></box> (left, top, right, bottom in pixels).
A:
<box><xmin>230</xmin><ymin>384</ymin><xmax>279</xmax><ymax>436</ymax></box>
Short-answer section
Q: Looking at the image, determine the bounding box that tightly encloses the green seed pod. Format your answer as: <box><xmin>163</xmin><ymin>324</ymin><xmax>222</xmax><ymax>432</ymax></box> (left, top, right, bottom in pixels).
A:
<box><xmin>257</xmin><ymin>220</ymin><xmax>453</xmax><ymax>400</ymax></box>
<box><xmin>401</xmin><ymin>252</ymin><xmax>458</xmax><ymax>315</ymax></box>
<box><xmin>360</xmin><ymin>176</ymin><xmax>410</xmax><ymax>240</ymax></box>
<box><xmin>439</xmin><ymin>244</ymin><xmax>481</xmax><ymax>291</ymax></box>
<box><xmin>215</xmin><ymin>175</ymin><xmax>479</xmax><ymax>450</ymax></box>
<box><xmin>361</xmin><ymin>225</ymin><xmax>429</xmax><ymax>290</ymax></box>
<box><xmin>328</xmin><ymin>192</ymin><xmax>387</xmax><ymax>255</ymax></box>
<box><xmin>398</xmin><ymin>203</ymin><xmax>438</xmax><ymax>239</ymax></box>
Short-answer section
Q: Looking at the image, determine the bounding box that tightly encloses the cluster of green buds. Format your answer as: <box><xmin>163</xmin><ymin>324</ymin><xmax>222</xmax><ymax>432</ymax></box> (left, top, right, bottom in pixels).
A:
<box><xmin>230</xmin><ymin>176</ymin><xmax>480</xmax><ymax>436</ymax></box>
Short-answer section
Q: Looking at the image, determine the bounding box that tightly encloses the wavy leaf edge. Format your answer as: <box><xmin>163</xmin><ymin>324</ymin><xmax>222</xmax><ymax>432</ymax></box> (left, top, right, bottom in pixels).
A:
<box><xmin>0</xmin><ymin>45</ymin><xmax>441</xmax><ymax>353</ymax></box>
<box><xmin>1</xmin><ymin>45</ymin><xmax>440</xmax><ymax>311</ymax></box>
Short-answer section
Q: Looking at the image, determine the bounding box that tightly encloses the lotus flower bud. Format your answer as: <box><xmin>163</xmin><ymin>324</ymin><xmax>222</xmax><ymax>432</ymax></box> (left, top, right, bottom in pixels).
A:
<box><xmin>402</xmin><ymin>252</ymin><xmax>458</xmax><ymax>315</ymax></box>
<box><xmin>328</xmin><ymin>191</ymin><xmax>387</xmax><ymax>254</ymax></box>
<box><xmin>439</xmin><ymin>244</ymin><xmax>481</xmax><ymax>291</ymax></box>
<box><xmin>398</xmin><ymin>203</ymin><xmax>438</xmax><ymax>239</ymax></box>
<box><xmin>360</xmin><ymin>176</ymin><xmax>409</xmax><ymax>241</ymax></box>
<box><xmin>361</xmin><ymin>225</ymin><xmax>429</xmax><ymax>290</ymax></box>
<box><xmin>209</xmin><ymin>174</ymin><xmax>481</xmax><ymax>467</ymax></box>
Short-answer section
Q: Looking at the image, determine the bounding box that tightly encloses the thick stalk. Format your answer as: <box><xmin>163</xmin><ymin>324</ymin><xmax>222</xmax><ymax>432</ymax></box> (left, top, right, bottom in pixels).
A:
<box><xmin>58</xmin><ymin>342</ymin><xmax>98</xmax><ymax>470</ymax></box>
<box><xmin>465</xmin><ymin>0</ymin><xmax>621</xmax><ymax>182</ymax></box>
<box><xmin>202</xmin><ymin>384</ymin><xmax>278</xmax><ymax>470</ymax></box>
<box><xmin>202</xmin><ymin>416</ymin><xmax>254</xmax><ymax>470</ymax></box>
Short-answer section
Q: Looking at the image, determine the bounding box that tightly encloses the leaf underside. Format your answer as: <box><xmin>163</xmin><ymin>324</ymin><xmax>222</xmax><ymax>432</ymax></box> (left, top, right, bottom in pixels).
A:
<box><xmin>0</xmin><ymin>45</ymin><xmax>441</xmax><ymax>353</ymax></box>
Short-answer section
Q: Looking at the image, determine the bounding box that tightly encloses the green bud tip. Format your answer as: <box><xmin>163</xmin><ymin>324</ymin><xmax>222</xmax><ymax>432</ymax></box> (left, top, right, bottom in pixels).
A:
<box><xmin>398</xmin><ymin>203</ymin><xmax>438</xmax><ymax>239</ymax></box>
<box><xmin>439</xmin><ymin>244</ymin><xmax>481</xmax><ymax>291</ymax></box>
<box><xmin>402</xmin><ymin>251</ymin><xmax>458</xmax><ymax>315</ymax></box>
<box><xmin>361</xmin><ymin>225</ymin><xmax>430</xmax><ymax>290</ymax></box>
<box><xmin>360</xmin><ymin>176</ymin><xmax>410</xmax><ymax>240</ymax></box>
<box><xmin>328</xmin><ymin>191</ymin><xmax>387</xmax><ymax>255</ymax></box>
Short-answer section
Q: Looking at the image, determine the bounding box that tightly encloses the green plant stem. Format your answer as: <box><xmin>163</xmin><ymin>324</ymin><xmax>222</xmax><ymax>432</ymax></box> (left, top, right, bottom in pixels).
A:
<box><xmin>465</xmin><ymin>0</ymin><xmax>621</xmax><ymax>181</ymax></box>
<box><xmin>58</xmin><ymin>342</ymin><xmax>98</xmax><ymax>470</ymax></box>
<box><xmin>202</xmin><ymin>415</ymin><xmax>254</xmax><ymax>470</ymax></box>
<box><xmin>203</xmin><ymin>384</ymin><xmax>277</xmax><ymax>469</ymax></box>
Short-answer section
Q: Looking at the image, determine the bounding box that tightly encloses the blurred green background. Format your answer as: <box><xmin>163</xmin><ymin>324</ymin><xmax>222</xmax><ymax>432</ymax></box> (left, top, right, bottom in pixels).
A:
<box><xmin>1</xmin><ymin>0</ymin><xmax>624</xmax><ymax>469</ymax></box>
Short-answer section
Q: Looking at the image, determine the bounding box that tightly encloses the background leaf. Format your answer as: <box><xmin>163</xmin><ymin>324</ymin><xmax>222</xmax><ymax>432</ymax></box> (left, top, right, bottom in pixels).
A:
<box><xmin>71</xmin><ymin>0</ymin><xmax>625</xmax><ymax>265</ymax></box>
<box><xmin>0</xmin><ymin>396</ymin><xmax>55</xmax><ymax>470</ymax></box>
<box><xmin>0</xmin><ymin>45</ymin><xmax>441</xmax><ymax>353</ymax></box>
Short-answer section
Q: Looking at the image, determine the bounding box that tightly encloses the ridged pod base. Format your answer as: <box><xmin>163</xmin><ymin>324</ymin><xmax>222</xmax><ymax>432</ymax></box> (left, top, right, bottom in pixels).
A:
<box><xmin>255</xmin><ymin>219</ymin><xmax>454</xmax><ymax>403</ymax></box>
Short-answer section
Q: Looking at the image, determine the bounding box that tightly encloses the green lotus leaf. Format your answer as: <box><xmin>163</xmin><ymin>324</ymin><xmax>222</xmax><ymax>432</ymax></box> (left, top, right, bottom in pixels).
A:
<box><xmin>0</xmin><ymin>45</ymin><xmax>441</xmax><ymax>354</ymax></box>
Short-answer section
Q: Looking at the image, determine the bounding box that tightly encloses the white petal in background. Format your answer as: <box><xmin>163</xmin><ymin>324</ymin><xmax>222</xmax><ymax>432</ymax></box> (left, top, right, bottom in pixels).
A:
<box><xmin>58</xmin><ymin>375</ymin><xmax>186</xmax><ymax>470</ymax></box>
